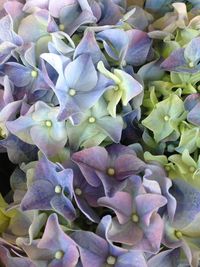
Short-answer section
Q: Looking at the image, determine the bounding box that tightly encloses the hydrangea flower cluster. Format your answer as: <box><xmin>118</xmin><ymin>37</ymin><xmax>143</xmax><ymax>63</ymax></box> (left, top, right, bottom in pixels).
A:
<box><xmin>1</xmin><ymin>0</ymin><xmax>200</xmax><ymax>266</ymax></box>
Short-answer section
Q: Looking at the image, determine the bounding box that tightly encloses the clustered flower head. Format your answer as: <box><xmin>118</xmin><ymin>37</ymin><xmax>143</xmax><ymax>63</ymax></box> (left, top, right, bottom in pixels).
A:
<box><xmin>1</xmin><ymin>0</ymin><xmax>200</xmax><ymax>266</ymax></box>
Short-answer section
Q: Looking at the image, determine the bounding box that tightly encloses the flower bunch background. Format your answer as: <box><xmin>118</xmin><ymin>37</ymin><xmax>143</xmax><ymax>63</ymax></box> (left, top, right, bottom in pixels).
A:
<box><xmin>0</xmin><ymin>0</ymin><xmax>200</xmax><ymax>266</ymax></box>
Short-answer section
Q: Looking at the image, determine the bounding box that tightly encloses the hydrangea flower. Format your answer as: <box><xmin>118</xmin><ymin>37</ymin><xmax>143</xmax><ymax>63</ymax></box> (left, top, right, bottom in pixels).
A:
<box><xmin>72</xmin><ymin>144</ymin><xmax>146</xmax><ymax>196</ymax></box>
<box><xmin>20</xmin><ymin>156</ymin><xmax>76</xmax><ymax>221</ymax></box>
<box><xmin>42</xmin><ymin>53</ymin><xmax>110</xmax><ymax>122</ymax></box>
<box><xmin>97</xmin><ymin>28</ymin><xmax>153</xmax><ymax>67</ymax></box>
<box><xmin>66</xmin><ymin>98</ymin><xmax>123</xmax><ymax>150</ymax></box>
<box><xmin>168</xmin><ymin>149</ymin><xmax>200</xmax><ymax>188</ymax></box>
<box><xmin>97</xmin><ymin>61</ymin><xmax>143</xmax><ymax>117</ymax></box>
<box><xmin>163</xmin><ymin>179</ymin><xmax>200</xmax><ymax>267</ymax></box>
<box><xmin>98</xmin><ymin>176</ymin><xmax>167</xmax><ymax>252</ymax></box>
<box><xmin>161</xmin><ymin>37</ymin><xmax>200</xmax><ymax>73</ymax></box>
<box><xmin>6</xmin><ymin>101</ymin><xmax>68</xmax><ymax>157</ymax></box>
<box><xmin>17</xmin><ymin>213</ymin><xmax>79</xmax><ymax>267</ymax></box>
<box><xmin>142</xmin><ymin>93</ymin><xmax>186</xmax><ymax>142</ymax></box>
<box><xmin>72</xmin><ymin>215</ymin><xmax>147</xmax><ymax>267</ymax></box>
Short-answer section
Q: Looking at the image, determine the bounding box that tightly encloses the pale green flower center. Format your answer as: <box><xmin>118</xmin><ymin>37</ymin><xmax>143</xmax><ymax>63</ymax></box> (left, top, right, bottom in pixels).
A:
<box><xmin>164</xmin><ymin>115</ymin><xmax>170</xmax><ymax>121</ymax></box>
<box><xmin>45</xmin><ymin>120</ymin><xmax>52</xmax><ymax>127</ymax></box>
<box><xmin>55</xmin><ymin>185</ymin><xmax>62</xmax><ymax>194</ymax></box>
<box><xmin>113</xmin><ymin>85</ymin><xmax>120</xmax><ymax>91</ymax></box>
<box><xmin>54</xmin><ymin>250</ymin><xmax>64</xmax><ymax>259</ymax></box>
<box><xmin>106</xmin><ymin>256</ymin><xmax>116</xmax><ymax>265</ymax></box>
<box><xmin>75</xmin><ymin>188</ymin><xmax>82</xmax><ymax>196</ymax></box>
<box><xmin>59</xmin><ymin>24</ymin><xmax>65</xmax><ymax>31</ymax></box>
<box><xmin>31</xmin><ymin>70</ymin><xmax>38</xmax><ymax>78</ymax></box>
<box><xmin>88</xmin><ymin>116</ymin><xmax>96</xmax><ymax>123</ymax></box>
<box><xmin>69</xmin><ymin>89</ymin><xmax>76</xmax><ymax>96</ymax></box>
<box><xmin>107</xmin><ymin>168</ymin><xmax>115</xmax><ymax>176</ymax></box>
<box><xmin>132</xmin><ymin>213</ymin><xmax>139</xmax><ymax>223</ymax></box>
<box><xmin>189</xmin><ymin>61</ymin><xmax>194</xmax><ymax>68</ymax></box>
<box><xmin>175</xmin><ymin>230</ymin><xmax>182</xmax><ymax>239</ymax></box>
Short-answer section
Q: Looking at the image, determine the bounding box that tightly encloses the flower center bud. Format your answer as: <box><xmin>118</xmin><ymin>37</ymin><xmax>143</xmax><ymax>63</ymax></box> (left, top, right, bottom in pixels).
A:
<box><xmin>113</xmin><ymin>85</ymin><xmax>119</xmax><ymax>91</ymax></box>
<box><xmin>175</xmin><ymin>230</ymin><xmax>182</xmax><ymax>239</ymax></box>
<box><xmin>55</xmin><ymin>185</ymin><xmax>62</xmax><ymax>194</ymax></box>
<box><xmin>189</xmin><ymin>166</ymin><xmax>196</xmax><ymax>173</ymax></box>
<box><xmin>107</xmin><ymin>168</ymin><xmax>115</xmax><ymax>176</ymax></box>
<box><xmin>75</xmin><ymin>188</ymin><xmax>82</xmax><ymax>196</ymax></box>
<box><xmin>69</xmin><ymin>89</ymin><xmax>76</xmax><ymax>96</ymax></box>
<box><xmin>132</xmin><ymin>213</ymin><xmax>139</xmax><ymax>223</ymax></box>
<box><xmin>189</xmin><ymin>61</ymin><xmax>194</xmax><ymax>68</ymax></box>
<box><xmin>54</xmin><ymin>250</ymin><xmax>64</xmax><ymax>259</ymax></box>
<box><xmin>106</xmin><ymin>256</ymin><xmax>116</xmax><ymax>265</ymax></box>
<box><xmin>31</xmin><ymin>70</ymin><xmax>38</xmax><ymax>78</ymax></box>
<box><xmin>88</xmin><ymin>116</ymin><xmax>96</xmax><ymax>123</ymax></box>
<box><xmin>45</xmin><ymin>120</ymin><xmax>52</xmax><ymax>127</ymax></box>
<box><xmin>164</xmin><ymin>115</ymin><xmax>170</xmax><ymax>121</ymax></box>
<box><xmin>59</xmin><ymin>24</ymin><xmax>65</xmax><ymax>31</ymax></box>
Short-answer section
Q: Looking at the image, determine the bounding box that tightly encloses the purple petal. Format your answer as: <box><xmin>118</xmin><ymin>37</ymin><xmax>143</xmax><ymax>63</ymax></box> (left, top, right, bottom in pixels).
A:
<box><xmin>117</xmin><ymin>250</ymin><xmax>148</xmax><ymax>267</ymax></box>
<box><xmin>135</xmin><ymin>213</ymin><xmax>164</xmax><ymax>253</ymax></box>
<box><xmin>64</xmin><ymin>54</ymin><xmax>97</xmax><ymax>91</ymax></box>
<box><xmin>50</xmin><ymin>194</ymin><xmax>76</xmax><ymax>221</ymax></box>
<box><xmin>74</xmin><ymin>30</ymin><xmax>107</xmax><ymax>65</ymax></box>
<box><xmin>97</xmin><ymin>115</ymin><xmax>123</xmax><ymax>143</ymax></box>
<box><xmin>3</xmin><ymin>62</ymin><xmax>32</xmax><ymax>87</ymax></box>
<box><xmin>125</xmin><ymin>29</ymin><xmax>152</xmax><ymax>66</ymax></box>
<box><xmin>108</xmin><ymin>218</ymin><xmax>143</xmax><ymax>246</ymax></box>
<box><xmin>135</xmin><ymin>194</ymin><xmax>167</xmax><ymax>226</ymax></box>
<box><xmin>21</xmin><ymin>180</ymin><xmax>54</xmax><ymax>211</ymax></box>
<box><xmin>72</xmin><ymin>231</ymin><xmax>108</xmax><ymax>267</ymax></box>
<box><xmin>148</xmin><ymin>249</ymin><xmax>180</xmax><ymax>267</ymax></box>
<box><xmin>161</xmin><ymin>48</ymin><xmax>186</xmax><ymax>71</ymax></box>
<box><xmin>98</xmin><ymin>192</ymin><xmax>132</xmax><ymax>224</ymax></box>
<box><xmin>38</xmin><ymin>213</ymin><xmax>79</xmax><ymax>267</ymax></box>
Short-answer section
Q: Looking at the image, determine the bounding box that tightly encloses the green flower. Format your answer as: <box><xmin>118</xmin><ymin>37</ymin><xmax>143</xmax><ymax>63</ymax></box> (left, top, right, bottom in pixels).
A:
<box><xmin>0</xmin><ymin>194</ymin><xmax>16</xmax><ymax>233</ymax></box>
<box><xmin>168</xmin><ymin>149</ymin><xmax>200</xmax><ymax>188</ymax></box>
<box><xmin>97</xmin><ymin>61</ymin><xmax>143</xmax><ymax>117</ymax></box>
<box><xmin>142</xmin><ymin>94</ymin><xmax>186</xmax><ymax>143</ymax></box>
<box><xmin>176</xmin><ymin>122</ymin><xmax>200</xmax><ymax>153</ymax></box>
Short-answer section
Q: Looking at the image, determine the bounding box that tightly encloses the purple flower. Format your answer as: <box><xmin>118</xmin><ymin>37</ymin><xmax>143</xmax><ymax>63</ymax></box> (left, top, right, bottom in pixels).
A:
<box><xmin>98</xmin><ymin>176</ymin><xmax>167</xmax><ymax>253</ymax></box>
<box><xmin>97</xmin><ymin>28</ymin><xmax>152</xmax><ymax>67</ymax></box>
<box><xmin>42</xmin><ymin>53</ymin><xmax>110</xmax><ymax>122</ymax></box>
<box><xmin>72</xmin><ymin>215</ymin><xmax>147</xmax><ymax>267</ymax></box>
<box><xmin>162</xmin><ymin>179</ymin><xmax>200</xmax><ymax>266</ymax></box>
<box><xmin>48</xmin><ymin>0</ymin><xmax>97</xmax><ymax>36</ymax></box>
<box><xmin>184</xmin><ymin>93</ymin><xmax>200</xmax><ymax>126</ymax></box>
<box><xmin>72</xmin><ymin>144</ymin><xmax>146</xmax><ymax>196</ymax></box>
<box><xmin>161</xmin><ymin>37</ymin><xmax>200</xmax><ymax>73</ymax></box>
<box><xmin>21</xmin><ymin>156</ymin><xmax>76</xmax><ymax>221</ymax></box>
<box><xmin>0</xmin><ymin>2</ymin><xmax>23</xmax><ymax>64</ymax></box>
<box><xmin>17</xmin><ymin>213</ymin><xmax>79</xmax><ymax>267</ymax></box>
